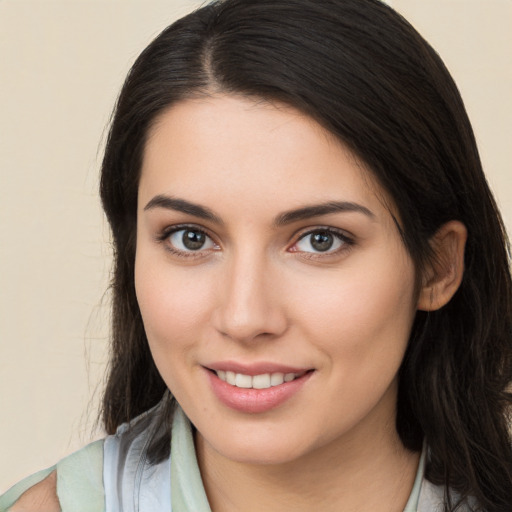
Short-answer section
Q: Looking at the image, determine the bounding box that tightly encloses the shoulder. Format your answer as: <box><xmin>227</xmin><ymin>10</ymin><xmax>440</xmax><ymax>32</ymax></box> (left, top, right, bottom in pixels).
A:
<box><xmin>1</xmin><ymin>439</ymin><xmax>105</xmax><ymax>512</ymax></box>
<box><xmin>8</xmin><ymin>471</ymin><xmax>60</xmax><ymax>512</ymax></box>
<box><xmin>1</xmin><ymin>400</ymin><xmax>168</xmax><ymax>512</ymax></box>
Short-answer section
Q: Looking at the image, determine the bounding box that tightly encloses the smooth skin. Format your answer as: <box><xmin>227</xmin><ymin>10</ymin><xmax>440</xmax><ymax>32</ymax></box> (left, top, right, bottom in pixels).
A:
<box><xmin>12</xmin><ymin>95</ymin><xmax>466</xmax><ymax>511</ymax></box>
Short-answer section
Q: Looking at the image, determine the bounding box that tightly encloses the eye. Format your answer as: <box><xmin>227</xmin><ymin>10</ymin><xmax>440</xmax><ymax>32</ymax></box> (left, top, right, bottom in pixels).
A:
<box><xmin>293</xmin><ymin>229</ymin><xmax>352</xmax><ymax>254</ymax></box>
<box><xmin>167</xmin><ymin>228</ymin><xmax>216</xmax><ymax>252</ymax></box>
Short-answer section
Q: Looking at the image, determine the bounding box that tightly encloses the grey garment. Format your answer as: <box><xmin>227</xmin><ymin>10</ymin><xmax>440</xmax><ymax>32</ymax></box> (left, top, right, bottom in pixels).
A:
<box><xmin>103</xmin><ymin>401</ymin><xmax>172</xmax><ymax>512</ymax></box>
<box><xmin>418</xmin><ymin>478</ymin><xmax>477</xmax><ymax>512</ymax></box>
<box><xmin>418</xmin><ymin>479</ymin><xmax>448</xmax><ymax>512</ymax></box>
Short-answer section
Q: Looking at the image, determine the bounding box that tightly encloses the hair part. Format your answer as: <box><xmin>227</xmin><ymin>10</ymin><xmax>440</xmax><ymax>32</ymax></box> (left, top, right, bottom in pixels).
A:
<box><xmin>99</xmin><ymin>1</ymin><xmax>512</xmax><ymax>510</ymax></box>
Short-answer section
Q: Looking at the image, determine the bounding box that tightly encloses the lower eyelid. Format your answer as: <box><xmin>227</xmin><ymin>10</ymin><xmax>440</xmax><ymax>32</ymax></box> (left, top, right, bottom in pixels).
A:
<box><xmin>294</xmin><ymin>240</ymin><xmax>355</xmax><ymax>261</ymax></box>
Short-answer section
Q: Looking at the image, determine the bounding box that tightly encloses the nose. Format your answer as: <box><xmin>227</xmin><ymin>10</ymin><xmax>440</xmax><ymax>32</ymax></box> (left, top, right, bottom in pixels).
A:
<box><xmin>212</xmin><ymin>250</ymin><xmax>288</xmax><ymax>343</ymax></box>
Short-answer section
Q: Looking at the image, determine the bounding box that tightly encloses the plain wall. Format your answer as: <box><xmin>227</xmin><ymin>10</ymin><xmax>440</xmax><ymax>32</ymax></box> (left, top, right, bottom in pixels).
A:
<box><xmin>0</xmin><ymin>0</ymin><xmax>510</xmax><ymax>492</ymax></box>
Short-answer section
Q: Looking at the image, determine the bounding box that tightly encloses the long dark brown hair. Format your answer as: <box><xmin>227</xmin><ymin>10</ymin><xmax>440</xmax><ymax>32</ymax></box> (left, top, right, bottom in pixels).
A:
<box><xmin>99</xmin><ymin>1</ymin><xmax>512</xmax><ymax>510</ymax></box>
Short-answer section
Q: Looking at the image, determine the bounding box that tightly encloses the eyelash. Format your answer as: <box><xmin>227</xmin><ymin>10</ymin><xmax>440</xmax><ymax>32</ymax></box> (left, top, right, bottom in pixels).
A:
<box><xmin>156</xmin><ymin>224</ymin><xmax>218</xmax><ymax>259</ymax></box>
<box><xmin>291</xmin><ymin>227</ymin><xmax>354</xmax><ymax>259</ymax></box>
<box><xmin>155</xmin><ymin>224</ymin><xmax>355</xmax><ymax>259</ymax></box>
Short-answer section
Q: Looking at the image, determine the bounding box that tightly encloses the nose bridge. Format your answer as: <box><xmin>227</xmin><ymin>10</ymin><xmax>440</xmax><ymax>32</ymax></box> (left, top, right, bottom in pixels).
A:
<box><xmin>215</xmin><ymin>244</ymin><xmax>286</xmax><ymax>342</ymax></box>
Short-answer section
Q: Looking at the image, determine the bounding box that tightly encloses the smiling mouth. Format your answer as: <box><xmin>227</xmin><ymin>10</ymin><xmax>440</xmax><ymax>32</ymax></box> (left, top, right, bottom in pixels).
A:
<box><xmin>213</xmin><ymin>370</ymin><xmax>307</xmax><ymax>389</ymax></box>
<box><xmin>207</xmin><ymin>367</ymin><xmax>314</xmax><ymax>413</ymax></box>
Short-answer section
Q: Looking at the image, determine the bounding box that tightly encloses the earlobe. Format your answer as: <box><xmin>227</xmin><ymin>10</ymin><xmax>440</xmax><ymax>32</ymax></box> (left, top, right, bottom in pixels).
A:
<box><xmin>417</xmin><ymin>220</ymin><xmax>467</xmax><ymax>312</ymax></box>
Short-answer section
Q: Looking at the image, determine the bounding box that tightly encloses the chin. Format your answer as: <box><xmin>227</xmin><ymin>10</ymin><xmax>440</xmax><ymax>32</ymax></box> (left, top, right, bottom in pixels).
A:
<box><xmin>210</xmin><ymin>437</ymin><xmax>308</xmax><ymax>466</ymax></box>
<box><xmin>195</xmin><ymin>416</ymin><xmax>319</xmax><ymax>466</ymax></box>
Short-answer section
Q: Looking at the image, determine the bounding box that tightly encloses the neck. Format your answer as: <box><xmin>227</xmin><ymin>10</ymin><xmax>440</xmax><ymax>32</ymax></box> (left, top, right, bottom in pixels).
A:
<box><xmin>196</xmin><ymin>418</ymin><xmax>420</xmax><ymax>512</ymax></box>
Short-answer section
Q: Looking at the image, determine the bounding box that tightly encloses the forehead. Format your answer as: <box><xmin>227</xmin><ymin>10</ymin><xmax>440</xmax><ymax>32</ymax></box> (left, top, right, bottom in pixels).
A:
<box><xmin>139</xmin><ymin>94</ymin><xmax>392</xmax><ymax>220</ymax></box>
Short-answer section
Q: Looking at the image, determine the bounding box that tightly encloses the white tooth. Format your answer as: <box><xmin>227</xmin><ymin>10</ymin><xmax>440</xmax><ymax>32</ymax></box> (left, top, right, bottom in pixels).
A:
<box><xmin>235</xmin><ymin>373</ymin><xmax>253</xmax><ymax>388</ymax></box>
<box><xmin>217</xmin><ymin>370</ymin><xmax>226</xmax><ymax>381</ymax></box>
<box><xmin>284</xmin><ymin>373</ymin><xmax>296</xmax><ymax>382</ymax></box>
<box><xmin>226</xmin><ymin>371</ymin><xmax>236</xmax><ymax>385</ymax></box>
<box><xmin>253</xmin><ymin>374</ymin><xmax>271</xmax><ymax>389</ymax></box>
<box><xmin>270</xmin><ymin>373</ymin><xmax>285</xmax><ymax>386</ymax></box>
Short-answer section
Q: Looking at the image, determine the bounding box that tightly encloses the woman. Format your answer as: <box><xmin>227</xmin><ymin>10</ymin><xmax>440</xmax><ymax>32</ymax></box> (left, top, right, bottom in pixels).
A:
<box><xmin>2</xmin><ymin>0</ymin><xmax>511</xmax><ymax>511</ymax></box>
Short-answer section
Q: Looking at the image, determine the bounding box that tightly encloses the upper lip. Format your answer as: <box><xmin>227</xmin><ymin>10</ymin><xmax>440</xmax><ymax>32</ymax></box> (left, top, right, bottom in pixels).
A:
<box><xmin>205</xmin><ymin>361</ymin><xmax>312</xmax><ymax>376</ymax></box>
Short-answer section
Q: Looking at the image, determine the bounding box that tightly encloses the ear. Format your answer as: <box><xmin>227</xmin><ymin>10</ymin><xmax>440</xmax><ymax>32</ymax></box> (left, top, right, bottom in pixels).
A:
<box><xmin>417</xmin><ymin>220</ymin><xmax>467</xmax><ymax>312</ymax></box>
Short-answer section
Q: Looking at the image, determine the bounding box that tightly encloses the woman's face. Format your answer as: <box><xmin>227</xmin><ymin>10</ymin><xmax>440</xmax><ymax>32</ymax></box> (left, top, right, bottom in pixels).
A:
<box><xmin>135</xmin><ymin>95</ymin><xmax>418</xmax><ymax>465</ymax></box>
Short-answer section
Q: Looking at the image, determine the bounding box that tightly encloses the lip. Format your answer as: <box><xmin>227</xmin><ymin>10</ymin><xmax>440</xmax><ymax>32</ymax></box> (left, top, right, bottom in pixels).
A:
<box><xmin>206</xmin><ymin>360</ymin><xmax>310</xmax><ymax>376</ymax></box>
<box><xmin>205</xmin><ymin>365</ymin><xmax>314</xmax><ymax>414</ymax></box>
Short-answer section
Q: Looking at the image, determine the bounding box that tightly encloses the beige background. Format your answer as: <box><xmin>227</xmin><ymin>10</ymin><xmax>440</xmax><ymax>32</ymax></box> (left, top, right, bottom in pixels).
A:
<box><xmin>0</xmin><ymin>0</ymin><xmax>510</xmax><ymax>492</ymax></box>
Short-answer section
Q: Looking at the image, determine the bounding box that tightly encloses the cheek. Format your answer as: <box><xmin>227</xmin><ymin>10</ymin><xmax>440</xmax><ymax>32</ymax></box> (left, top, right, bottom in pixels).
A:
<box><xmin>289</xmin><ymin>252</ymin><xmax>417</xmax><ymax>369</ymax></box>
<box><xmin>134</xmin><ymin>256</ymin><xmax>220</xmax><ymax>404</ymax></box>
<box><xmin>134</xmin><ymin>255</ymin><xmax>215</xmax><ymax>363</ymax></box>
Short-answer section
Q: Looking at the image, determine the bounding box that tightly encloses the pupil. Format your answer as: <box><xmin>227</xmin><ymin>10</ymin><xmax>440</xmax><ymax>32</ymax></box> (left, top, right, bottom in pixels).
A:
<box><xmin>311</xmin><ymin>232</ymin><xmax>333</xmax><ymax>251</ymax></box>
<box><xmin>183</xmin><ymin>230</ymin><xmax>205</xmax><ymax>250</ymax></box>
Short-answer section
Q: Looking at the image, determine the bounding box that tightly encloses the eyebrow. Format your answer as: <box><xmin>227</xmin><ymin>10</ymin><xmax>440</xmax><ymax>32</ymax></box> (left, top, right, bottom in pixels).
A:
<box><xmin>144</xmin><ymin>195</ymin><xmax>375</xmax><ymax>226</ymax></box>
<box><xmin>274</xmin><ymin>201</ymin><xmax>375</xmax><ymax>226</ymax></box>
<box><xmin>144</xmin><ymin>195</ymin><xmax>223</xmax><ymax>225</ymax></box>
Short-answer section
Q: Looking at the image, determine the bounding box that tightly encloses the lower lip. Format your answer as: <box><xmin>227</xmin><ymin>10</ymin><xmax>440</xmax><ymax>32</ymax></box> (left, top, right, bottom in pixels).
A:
<box><xmin>206</xmin><ymin>370</ymin><xmax>313</xmax><ymax>414</ymax></box>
